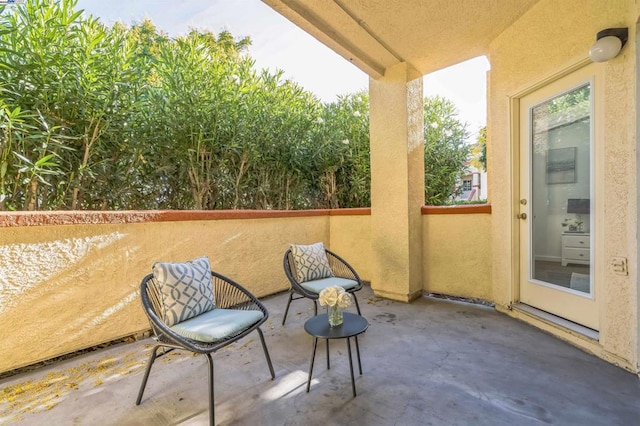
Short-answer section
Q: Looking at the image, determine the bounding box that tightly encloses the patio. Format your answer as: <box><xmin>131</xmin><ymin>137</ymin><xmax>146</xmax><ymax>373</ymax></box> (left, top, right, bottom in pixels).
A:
<box><xmin>1</xmin><ymin>285</ymin><xmax>638</xmax><ymax>425</ymax></box>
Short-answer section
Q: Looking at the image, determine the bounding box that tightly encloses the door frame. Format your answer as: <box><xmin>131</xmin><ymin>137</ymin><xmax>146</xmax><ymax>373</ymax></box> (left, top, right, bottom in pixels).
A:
<box><xmin>508</xmin><ymin>59</ymin><xmax>604</xmax><ymax>320</ymax></box>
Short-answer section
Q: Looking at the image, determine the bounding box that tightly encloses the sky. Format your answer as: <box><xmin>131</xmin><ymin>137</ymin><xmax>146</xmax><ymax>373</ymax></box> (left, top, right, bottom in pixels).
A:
<box><xmin>75</xmin><ymin>0</ymin><xmax>489</xmax><ymax>133</ymax></box>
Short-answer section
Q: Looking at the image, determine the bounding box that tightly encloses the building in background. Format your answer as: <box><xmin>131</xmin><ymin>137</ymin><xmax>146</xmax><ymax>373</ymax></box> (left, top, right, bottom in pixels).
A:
<box><xmin>456</xmin><ymin>163</ymin><xmax>487</xmax><ymax>202</ymax></box>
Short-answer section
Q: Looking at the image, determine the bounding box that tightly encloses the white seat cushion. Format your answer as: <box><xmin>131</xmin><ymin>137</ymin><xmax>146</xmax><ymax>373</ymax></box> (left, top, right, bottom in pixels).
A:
<box><xmin>300</xmin><ymin>277</ymin><xmax>358</xmax><ymax>294</ymax></box>
<box><xmin>171</xmin><ymin>309</ymin><xmax>264</xmax><ymax>343</ymax></box>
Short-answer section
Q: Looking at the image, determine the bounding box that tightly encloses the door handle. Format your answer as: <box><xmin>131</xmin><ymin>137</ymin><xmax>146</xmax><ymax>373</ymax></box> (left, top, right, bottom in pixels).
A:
<box><xmin>517</xmin><ymin>213</ymin><xmax>527</xmax><ymax>220</ymax></box>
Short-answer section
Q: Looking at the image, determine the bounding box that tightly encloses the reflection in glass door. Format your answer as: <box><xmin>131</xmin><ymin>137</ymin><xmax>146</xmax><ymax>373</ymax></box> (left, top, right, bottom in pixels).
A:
<box><xmin>530</xmin><ymin>84</ymin><xmax>592</xmax><ymax>294</ymax></box>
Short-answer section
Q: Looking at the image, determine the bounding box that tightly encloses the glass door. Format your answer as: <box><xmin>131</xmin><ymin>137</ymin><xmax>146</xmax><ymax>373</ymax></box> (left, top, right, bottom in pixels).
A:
<box><xmin>518</xmin><ymin>64</ymin><xmax>598</xmax><ymax>330</ymax></box>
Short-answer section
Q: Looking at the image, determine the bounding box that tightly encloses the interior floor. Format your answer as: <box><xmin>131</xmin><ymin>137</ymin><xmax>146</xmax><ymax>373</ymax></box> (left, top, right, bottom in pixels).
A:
<box><xmin>534</xmin><ymin>260</ymin><xmax>590</xmax><ymax>291</ymax></box>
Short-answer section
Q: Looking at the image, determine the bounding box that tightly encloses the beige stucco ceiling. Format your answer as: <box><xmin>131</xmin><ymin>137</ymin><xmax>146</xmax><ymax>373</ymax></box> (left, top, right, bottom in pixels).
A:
<box><xmin>262</xmin><ymin>0</ymin><xmax>541</xmax><ymax>78</ymax></box>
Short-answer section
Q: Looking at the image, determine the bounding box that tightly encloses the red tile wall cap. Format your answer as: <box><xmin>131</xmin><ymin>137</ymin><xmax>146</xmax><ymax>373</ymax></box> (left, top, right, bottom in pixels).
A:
<box><xmin>421</xmin><ymin>204</ymin><xmax>491</xmax><ymax>215</ymax></box>
<box><xmin>0</xmin><ymin>208</ymin><xmax>372</xmax><ymax>228</ymax></box>
<box><xmin>329</xmin><ymin>208</ymin><xmax>371</xmax><ymax>216</ymax></box>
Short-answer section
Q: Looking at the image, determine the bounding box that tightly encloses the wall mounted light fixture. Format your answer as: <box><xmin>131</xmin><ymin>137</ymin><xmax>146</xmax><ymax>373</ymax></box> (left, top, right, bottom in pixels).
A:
<box><xmin>589</xmin><ymin>27</ymin><xmax>628</xmax><ymax>62</ymax></box>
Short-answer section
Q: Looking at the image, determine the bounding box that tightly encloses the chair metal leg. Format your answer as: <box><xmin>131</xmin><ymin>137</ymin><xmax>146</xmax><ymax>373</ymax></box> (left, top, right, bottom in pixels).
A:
<box><xmin>257</xmin><ymin>328</ymin><xmax>275</xmax><ymax>379</ymax></box>
<box><xmin>136</xmin><ymin>345</ymin><xmax>161</xmax><ymax>405</ymax></box>
<box><xmin>313</xmin><ymin>300</ymin><xmax>318</xmax><ymax>315</ymax></box>
<box><xmin>353</xmin><ymin>293</ymin><xmax>361</xmax><ymax>315</ymax></box>
<box><xmin>282</xmin><ymin>291</ymin><xmax>294</xmax><ymax>325</ymax></box>
<box><xmin>205</xmin><ymin>353</ymin><xmax>214</xmax><ymax>426</ymax></box>
<box><xmin>355</xmin><ymin>335</ymin><xmax>362</xmax><ymax>375</ymax></box>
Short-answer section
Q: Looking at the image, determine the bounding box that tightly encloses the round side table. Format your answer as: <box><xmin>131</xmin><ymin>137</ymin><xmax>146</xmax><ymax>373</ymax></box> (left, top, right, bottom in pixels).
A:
<box><xmin>304</xmin><ymin>312</ymin><xmax>368</xmax><ymax>397</ymax></box>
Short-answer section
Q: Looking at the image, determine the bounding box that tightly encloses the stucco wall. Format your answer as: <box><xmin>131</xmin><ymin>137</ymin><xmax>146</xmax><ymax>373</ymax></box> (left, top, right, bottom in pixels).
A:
<box><xmin>1</xmin><ymin>206</ymin><xmax>495</xmax><ymax>373</ymax></box>
<box><xmin>328</xmin><ymin>207</ymin><xmax>492</xmax><ymax>300</ymax></box>
<box><xmin>489</xmin><ymin>0</ymin><xmax>638</xmax><ymax>371</ymax></box>
<box><xmin>369</xmin><ymin>65</ymin><xmax>425</xmax><ymax>302</ymax></box>
<box><xmin>328</xmin><ymin>211</ymin><xmax>372</xmax><ymax>281</ymax></box>
<box><xmin>423</xmin><ymin>209</ymin><xmax>492</xmax><ymax>300</ymax></box>
<box><xmin>0</xmin><ymin>211</ymin><xmax>329</xmax><ymax>373</ymax></box>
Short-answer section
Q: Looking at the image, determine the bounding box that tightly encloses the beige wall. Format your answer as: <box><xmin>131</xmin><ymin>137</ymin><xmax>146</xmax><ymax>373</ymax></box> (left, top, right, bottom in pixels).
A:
<box><xmin>0</xmin><ymin>212</ymin><xmax>329</xmax><ymax>373</ymax></box>
<box><xmin>329</xmin><ymin>213</ymin><xmax>372</xmax><ymax>281</ymax></box>
<box><xmin>369</xmin><ymin>64</ymin><xmax>425</xmax><ymax>302</ymax></box>
<box><xmin>423</xmin><ymin>212</ymin><xmax>492</xmax><ymax>300</ymax></box>
<box><xmin>489</xmin><ymin>0</ymin><xmax>638</xmax><ymax>371</ymax></box>
<box><xmin>1</xmin><ymin>208</ymin><xmax>494</xmax><ymax>373</ymax></box>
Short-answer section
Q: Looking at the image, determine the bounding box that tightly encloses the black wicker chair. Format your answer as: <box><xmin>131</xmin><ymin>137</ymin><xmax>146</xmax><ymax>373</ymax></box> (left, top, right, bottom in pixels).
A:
<box><xmin>136</xmin><ymin>270</ymin><xmax>275</xmax><ymax>426</ymax></box>
<box><xmin>282</xmin><ymin>248</ymin><xmax>363</xmax><ymax>325</ymax></box>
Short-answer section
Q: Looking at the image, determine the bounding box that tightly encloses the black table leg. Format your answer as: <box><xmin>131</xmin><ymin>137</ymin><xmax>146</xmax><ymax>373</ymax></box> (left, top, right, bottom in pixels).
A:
<box><xmin>326</xmin><ymin>339</ymin><xmax>330</xmax><ymax>370</ymax></box>
<box><xmin>346</xmin><ymin>337</ymin><xmax>356</xmax><ymax>397</ymax></box>
<box><xmin>307</xmin><ymin>337</ymin><xmax>318</xmax><ymax>393</ymax></box>
<box><xmin>355</xmin><ymin>335</ymin><xmax>362</xmax><ymax>375</ymax></box>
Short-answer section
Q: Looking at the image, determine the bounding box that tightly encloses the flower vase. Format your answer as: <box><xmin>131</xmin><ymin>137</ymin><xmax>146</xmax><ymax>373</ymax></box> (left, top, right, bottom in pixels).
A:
<box><xmin>328</xmin><ymin>304</ymin><xmax>343</xmax><ymax>327</ymax></box>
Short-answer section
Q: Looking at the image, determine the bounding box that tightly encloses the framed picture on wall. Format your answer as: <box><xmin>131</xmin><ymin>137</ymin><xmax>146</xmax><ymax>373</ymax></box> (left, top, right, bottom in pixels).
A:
<box><xmin>546</xmin><ymin>147</ymin><xmax>576</xmax><ymax>184</ymax></box>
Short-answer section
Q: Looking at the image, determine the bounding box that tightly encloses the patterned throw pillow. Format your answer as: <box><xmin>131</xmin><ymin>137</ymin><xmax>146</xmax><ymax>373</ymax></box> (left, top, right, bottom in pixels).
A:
<box><xmin>290</xmin><ymin>242</ymin><xmax>335</xmax><ymax>283</ymax></box>
<box><xmin>152</xmin><ymin>256</ymin><xmax>216</xmax><ymax>327</ymax></box>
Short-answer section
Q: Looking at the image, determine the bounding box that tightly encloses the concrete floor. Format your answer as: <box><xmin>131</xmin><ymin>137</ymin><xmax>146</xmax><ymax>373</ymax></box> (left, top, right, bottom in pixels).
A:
<box><xmin>1</xmin><ymin>286</ymin><xmax>639</xmax><ymax>425</ymax></box>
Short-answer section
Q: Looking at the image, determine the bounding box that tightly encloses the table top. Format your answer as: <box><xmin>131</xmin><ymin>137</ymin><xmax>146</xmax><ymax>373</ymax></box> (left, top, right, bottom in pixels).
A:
<box><xmin>304</xmin><ymin>312</ymin><xmax>368</xmax><ymax>339</ymax></box>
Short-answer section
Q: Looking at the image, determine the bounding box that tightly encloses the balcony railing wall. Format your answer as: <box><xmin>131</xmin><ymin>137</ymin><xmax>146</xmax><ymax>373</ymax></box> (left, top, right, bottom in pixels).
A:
<box><xmin>422</xmin><ymin>205</ymin><xmax>492</xmax><ymax>300</ymax></box>
<box><xmin>0</xmin><ymin>206</ymin><xmax>490</xmax><ymax>374</ymax></box>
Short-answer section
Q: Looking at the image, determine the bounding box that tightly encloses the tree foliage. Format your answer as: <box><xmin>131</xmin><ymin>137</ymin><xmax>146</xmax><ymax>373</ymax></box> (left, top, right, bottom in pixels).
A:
<box><xmin>423</xmin><ymin>96</ymin><xmax>470</xmax><ymax>205</ymax></box>
<box><xmin>311</xmin><ymin>91</ymin><xmax>370</xmax><ymax>208</ymax></box>
<box><xmin>470</xmin><ymin>126</ymin><xmax>487</xmax><ymax>171</ymax></box>
<box><xmin>0</xmin><ymin>0</ymin><xmax>471</xmax><ymax>210</ymax></box>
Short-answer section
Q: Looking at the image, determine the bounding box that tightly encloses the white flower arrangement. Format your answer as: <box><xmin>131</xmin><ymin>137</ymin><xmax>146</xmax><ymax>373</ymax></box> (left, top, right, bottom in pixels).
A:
<box><xmin>319</xmin><ymin>285</ymin><xmax>352</xmax><ymax>308</ymax></box>
<box><xmin>562</xmin><ymin>217</ymin><xmax>583</xmax><ymax>231</ymax></box>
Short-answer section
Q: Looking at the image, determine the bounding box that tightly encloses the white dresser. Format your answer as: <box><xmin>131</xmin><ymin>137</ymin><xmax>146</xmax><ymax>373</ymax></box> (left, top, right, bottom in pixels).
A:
<box><xmin>561</xmin><ymin>232</ymin><xmax>590</xmax><ymax>266</ymax></box>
